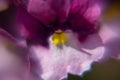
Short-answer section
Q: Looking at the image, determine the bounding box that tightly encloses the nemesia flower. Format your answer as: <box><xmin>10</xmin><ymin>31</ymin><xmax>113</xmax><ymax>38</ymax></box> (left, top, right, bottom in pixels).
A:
<box><xmin>12</xmin><ymin>0</ymin><xmax>105</xmax><ymax>80</ymax></box>
<box><xmin>1</xmin><ymin>0</ymin><xmax>120</xmax><ymax>80</ymax></box>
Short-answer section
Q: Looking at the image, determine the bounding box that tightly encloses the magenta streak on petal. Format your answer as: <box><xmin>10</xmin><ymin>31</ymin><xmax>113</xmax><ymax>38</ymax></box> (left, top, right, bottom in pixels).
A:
<box><xmin>67</xmin><ymin>0</ymin><xmax>101</xmax><ymax>41</ymax></box>
<box><xmin>27</xmin><ymin>0</ymin><xmax>56</xmax><ymax>26</ymax></box>
<box><xmin>27</xmin><ymin>0</ymin><xmax>72</xmax><ymax>26</ymax></box>
<box><xmin>49</xmin><ymin>0</ymin><xmax>71</xmax><ymax>23</ymax></box>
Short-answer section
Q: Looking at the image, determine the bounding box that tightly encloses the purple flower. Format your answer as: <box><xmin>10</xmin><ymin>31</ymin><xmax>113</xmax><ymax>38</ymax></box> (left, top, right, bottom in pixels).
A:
<box><xmin>12</xmin><ymin>0</ymin><xmax>105</xmax><ymax>80</ymax></box>
<box><xmin>2</xmin><ymin>0</ymin><xmax>120</xmax><ymax>80</ymax></box>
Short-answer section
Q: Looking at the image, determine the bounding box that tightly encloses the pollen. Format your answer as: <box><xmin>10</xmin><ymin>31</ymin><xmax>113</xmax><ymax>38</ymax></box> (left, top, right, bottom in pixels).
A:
<box><xmin>52</xmin><ymin>30</ymin><xmax>67</xmax><ymax>46</ymax></box>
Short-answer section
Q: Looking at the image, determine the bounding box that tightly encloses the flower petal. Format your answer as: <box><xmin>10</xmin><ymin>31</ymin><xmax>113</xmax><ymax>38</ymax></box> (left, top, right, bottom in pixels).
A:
<box><xmin>99</xmin><ymin>21</ymin><xmax>120</xmax><ymax>60</ymax></box>
<box><xmin>67</xmin><ymin>0</ymin><xmax>101</xmax><ymax>40</ymax></box>
<box><xmin>32</xmin><ymin>31</ymin><xmax>105</xmax><ymax>80</ymax></box>
<box><xmin>17</xmin><ymin>8</ymin><xmax>53</xmax><ymax>47</ymax></box>
<box><xmin>14</xmin><ymin>0</ymin><xmax>72</xmax><ymax>26</ymax></box>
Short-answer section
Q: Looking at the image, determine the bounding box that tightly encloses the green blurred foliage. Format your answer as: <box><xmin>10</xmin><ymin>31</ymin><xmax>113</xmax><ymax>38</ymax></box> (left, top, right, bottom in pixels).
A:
<box><xmin>67</xmin><ymin>58</ymin><xmax>120</xmax><ymax>80</ymax></box>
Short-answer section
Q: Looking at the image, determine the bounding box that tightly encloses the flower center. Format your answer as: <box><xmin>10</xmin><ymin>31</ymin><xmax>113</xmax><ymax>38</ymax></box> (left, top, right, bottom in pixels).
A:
<box><xmin>52</xmin><ymin>30</ymin><xmax>67</xmax><ymax>46</ymax></box>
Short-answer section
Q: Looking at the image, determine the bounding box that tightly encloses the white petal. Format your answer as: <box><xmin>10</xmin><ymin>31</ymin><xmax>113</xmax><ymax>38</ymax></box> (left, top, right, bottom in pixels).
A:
<box><xmin>32</xmin><ymin>31</ymin><xmax>105</xmax><ymax>80</ymax></box>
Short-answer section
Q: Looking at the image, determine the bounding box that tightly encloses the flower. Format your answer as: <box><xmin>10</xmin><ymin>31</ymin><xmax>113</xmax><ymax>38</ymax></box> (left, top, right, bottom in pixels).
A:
<box><xmin>0</xmin><ymin>0</ymin><xmax>120</xmax><ymax>80</ymax></box>
<box><xmin>12</xmin><ymin>0</ymin><xmax>106</xmax><ymax>80</ymax></box>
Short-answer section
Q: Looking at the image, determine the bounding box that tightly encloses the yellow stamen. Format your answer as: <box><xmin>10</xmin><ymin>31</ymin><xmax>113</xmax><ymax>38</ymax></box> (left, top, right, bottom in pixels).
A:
<box><xmin>52</xmin><ymin>30</ymin><xmax>67</xmax><ymax>46</ymax></box>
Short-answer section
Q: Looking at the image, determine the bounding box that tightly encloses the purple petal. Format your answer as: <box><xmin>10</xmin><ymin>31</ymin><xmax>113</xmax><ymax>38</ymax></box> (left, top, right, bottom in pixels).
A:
<box><xmin>99</xmin><ymin>21</ymin><xmax>120</xmax><ymax>60</ymax></box>
<box><xmin>17</xmin><ymin>8</ymin><xmax>53</xmax><ymax>47</ymax></box>
<box><xmin>15</xmin><ymin>0</ymin><xmax>71</xmax><ymax>26</ymax></box>
<box><xmin>68</xmin><ymin>0</ymin><xmax>101</xmax><ymax>41</ymax></box>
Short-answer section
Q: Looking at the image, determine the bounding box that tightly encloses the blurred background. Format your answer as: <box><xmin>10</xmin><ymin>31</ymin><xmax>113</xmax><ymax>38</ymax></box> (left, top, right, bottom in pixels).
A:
<box><xmin>67</xmin><ymin>58</ymin><xmax>120</xmax><ymax>80</ymax></box>
<box><xmin>0</xmin><ymin>0</ymin><xmax>120</xmax><ymax>80</ymax></box>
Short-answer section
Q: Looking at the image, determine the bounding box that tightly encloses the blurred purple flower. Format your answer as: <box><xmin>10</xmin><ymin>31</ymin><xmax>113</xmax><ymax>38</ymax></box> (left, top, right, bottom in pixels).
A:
<box><xmin>0</xmin><ymin>28</ymin><xmax>29</xmax><ymax>80</ymax></box>
<box><xmin>11</xmin><ymin>0</ymin><xmax>106</xmax><ymax>80</ymax></box>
